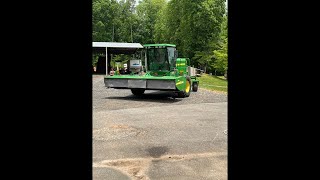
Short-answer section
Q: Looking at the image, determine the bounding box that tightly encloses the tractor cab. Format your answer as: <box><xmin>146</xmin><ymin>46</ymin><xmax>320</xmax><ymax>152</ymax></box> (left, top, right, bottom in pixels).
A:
<box><xmin>144</xmin><ymin>44</ymin><xmax>177</xmax><ymax>76</ymax></box>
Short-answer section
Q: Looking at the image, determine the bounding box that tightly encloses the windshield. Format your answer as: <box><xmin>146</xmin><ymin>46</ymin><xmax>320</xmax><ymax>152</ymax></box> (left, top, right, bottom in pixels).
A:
<box><xmin>147</xmin><ymin>47</ymin><xmax>169</xmax><ymax>71</ymax></box>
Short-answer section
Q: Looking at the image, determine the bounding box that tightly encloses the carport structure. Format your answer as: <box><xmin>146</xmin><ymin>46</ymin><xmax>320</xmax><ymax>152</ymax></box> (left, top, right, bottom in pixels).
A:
<box><xmin>92</xmin><ymin>42</ymin><xmax>143</xmax><ymax>75</ymax></box>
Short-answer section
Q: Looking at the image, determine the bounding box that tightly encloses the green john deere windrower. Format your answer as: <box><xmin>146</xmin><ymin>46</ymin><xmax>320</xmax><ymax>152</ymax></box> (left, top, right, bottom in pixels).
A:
<box><xmin>104</xmin><ymin>44</ymin><xmax>199</xmax><ymax>98</ymax></box>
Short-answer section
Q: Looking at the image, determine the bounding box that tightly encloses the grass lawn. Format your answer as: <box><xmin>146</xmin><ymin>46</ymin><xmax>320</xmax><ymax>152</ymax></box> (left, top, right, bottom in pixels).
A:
<box><xmin>196</xmin><ymin>73</ymin><xmax>228</xmax><ymax>93</ymax></box>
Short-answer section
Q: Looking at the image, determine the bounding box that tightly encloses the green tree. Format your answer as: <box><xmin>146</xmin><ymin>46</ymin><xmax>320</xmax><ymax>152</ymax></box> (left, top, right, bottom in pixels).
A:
<box><xmin>212</xmin><ymin>13</ymin><xmax>228</xmax><ymax>76</ymax></box>
<box><xmin>164</xmin><ymin>0</ymin><xmax>226</xmax><ymax>61</ymax></box>
<box><xmin>136</xmin><ymin>0</ymin><xmax>167</xmax><ymax>44</ymax></box>
<box><xmin>154</xmin><ymin>2</ymin><xmax>169</xmax><ymax>43</ymax></box>
<box><xmin>212</xmin><ymin>40</ymin><xmax>227</xmax><ymax>74</ymax></box>
<box><xmin>92</xmin><ymin>0</ymin><xmax>120</xmax><ymax>41</ymax></box>
<box><xmin>116</xmin><ymin>0</ymin><xmax>136</xmax><ymax>42</ymax></box>
<box><xmin>92</xmin><ymin>0</ymin><xmax>139</xmax><ymax>42</ymax></box>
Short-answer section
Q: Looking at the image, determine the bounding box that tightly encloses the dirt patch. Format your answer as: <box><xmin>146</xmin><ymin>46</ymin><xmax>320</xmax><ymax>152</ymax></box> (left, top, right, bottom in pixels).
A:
<box><xmin>200</xmin><ymin>87</ymin><xmax>228</xmax><ymax>94</ymax></box>
<box><xmin>101</xmin><ymin>159</ymin><xmax>150</xmax><ymax>180</ymax></box>
<box><xmin>106</xmin><ymin>160</ymin><xmax>135</xmax><ymax>167</ymax></box>
<box><xmin>111</xmin><ymin>125</ymin><xmax>131</xmax><ymax>129</ymax></box>
<box><xmin>93</xmin><ymin>152</ymin><xmax>226</xmax><ymax>180</ymax></box>
<box><xmin>93</xmin><ymin>125</ymin><xmax>147</xmax><ymax>141</ymax></box>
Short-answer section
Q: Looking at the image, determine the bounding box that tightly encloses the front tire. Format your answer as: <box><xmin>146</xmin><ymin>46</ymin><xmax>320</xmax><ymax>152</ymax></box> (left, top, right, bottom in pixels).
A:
<box><xmin>177</xmin><ymin>77</ymin><xmax>191</xmax><ymax>98</ymax></box>
<box><xmin>131</xmin><ymin>88</ymin><xmax>145</xmax><ymax>95</ymax></box>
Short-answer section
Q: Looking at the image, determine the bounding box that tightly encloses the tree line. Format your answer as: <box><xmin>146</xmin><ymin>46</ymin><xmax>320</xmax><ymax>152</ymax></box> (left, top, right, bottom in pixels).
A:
<box><xmin>93</xmin><ymin>0</ymin><xmax>227</xmax><ymax>75</ymax></box>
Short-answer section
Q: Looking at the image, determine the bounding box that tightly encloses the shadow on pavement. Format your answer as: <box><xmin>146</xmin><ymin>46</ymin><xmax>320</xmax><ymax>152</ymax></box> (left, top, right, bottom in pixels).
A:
<box><xmin>104</xmin><ymin>91</ymin><xmax>183</xmax><ymax>103</ymax></box>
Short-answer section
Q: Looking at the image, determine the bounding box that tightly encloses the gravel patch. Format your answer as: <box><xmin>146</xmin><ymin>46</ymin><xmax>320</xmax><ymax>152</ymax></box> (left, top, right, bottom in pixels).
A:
<box><xmin>93</xmin><ymin>75</ymin><xmax>228</xmax><ymax>112</ymax></box>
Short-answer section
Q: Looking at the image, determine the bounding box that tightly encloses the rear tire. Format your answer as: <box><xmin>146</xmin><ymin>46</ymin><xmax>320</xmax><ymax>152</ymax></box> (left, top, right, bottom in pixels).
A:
<box><xmin>131</xmin><ymin>88</ymin><xmax>145</xmax><ymax>95</ymax></box>
<box><xmin>192</xmin><ymin>82</ymin><xmax>198</xmax><ymax>92</ymax></box>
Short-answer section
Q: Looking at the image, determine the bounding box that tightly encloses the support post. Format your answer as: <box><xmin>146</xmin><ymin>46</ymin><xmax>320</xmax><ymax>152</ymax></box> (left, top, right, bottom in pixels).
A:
<box><xmin>106</xmin><ymin>47</ymin><xmax>108</xmax><ymax>76</ymax></box>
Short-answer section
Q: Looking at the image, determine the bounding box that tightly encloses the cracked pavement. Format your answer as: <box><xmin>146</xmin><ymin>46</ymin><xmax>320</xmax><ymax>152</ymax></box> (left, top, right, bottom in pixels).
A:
<box><xmin>93</xmin><ymin>75</ymin><xmax>228</xmax><ymax>180</ymax></box>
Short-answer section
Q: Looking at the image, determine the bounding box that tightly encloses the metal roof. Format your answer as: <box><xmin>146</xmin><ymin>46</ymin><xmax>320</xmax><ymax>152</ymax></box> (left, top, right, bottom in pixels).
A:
<box><xmin>92</xmin><ymin>42</ymin><xmax>143</xmax><ymax>48</ymax></box>
<box><xmin>143</xmin><ymin>44</ymin><xmax>176</xmax><ymax>47</ymax></box>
